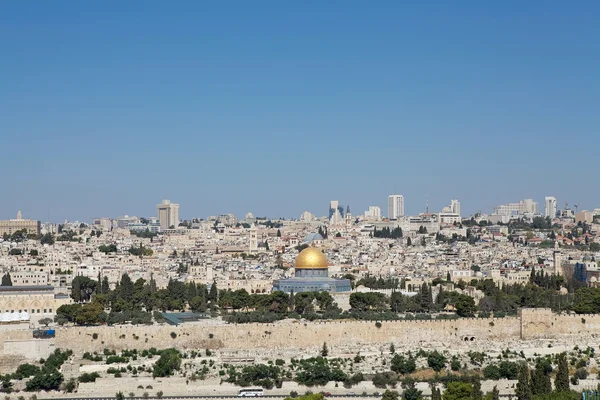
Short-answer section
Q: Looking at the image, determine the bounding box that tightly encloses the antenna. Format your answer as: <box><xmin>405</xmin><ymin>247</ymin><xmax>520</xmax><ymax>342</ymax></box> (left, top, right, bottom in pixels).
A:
<box><xmin>574</xmin><ymin>204</ymin><xmax>580</xmax><ymax>213</ymax></box>
<box><xmin>426</xmin><ymin>194</ymin><xmax>429</xmax><ymax>214</ymax></box>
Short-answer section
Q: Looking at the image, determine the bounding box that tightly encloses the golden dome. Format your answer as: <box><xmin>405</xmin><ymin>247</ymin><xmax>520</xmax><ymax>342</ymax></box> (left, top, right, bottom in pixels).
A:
<box><xmin>294</xmin><ymin>247</ymin><xmax>328</xmax><ymax>270</ymax></box>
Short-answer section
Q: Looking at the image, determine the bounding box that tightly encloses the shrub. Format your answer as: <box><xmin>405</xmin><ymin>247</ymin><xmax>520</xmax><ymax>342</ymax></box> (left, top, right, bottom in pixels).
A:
<box><xmin>92</xmin><ymin>333</ymin><xmax>98</xmax><ymax>340</ymax></box>
<box><xmin>170</xmin><ymin>332</ymin><xmax>177</xmax><ymax>339</ymax></box>
<box><xmin>289</xmin><ymin>391</ymin><xmax>298</xmax><ymax>398</ymax></box>
<box><xmin>78</xmin><ymin>372</ymin><xmax>100</xmax><ymax>383</ymax></box>
<box><xmin>106</xmin><ymin>356</ymin><xmax>128</xmax><ymax>364</ymax></box>
<box><xmin>574</xmin><ymin>367</ymin><xmax>588</xmax><ymax>380</ymax></box>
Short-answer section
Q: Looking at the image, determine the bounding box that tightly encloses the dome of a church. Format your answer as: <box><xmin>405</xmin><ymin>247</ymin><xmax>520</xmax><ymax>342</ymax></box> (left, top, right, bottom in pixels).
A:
<box><xmin>295</xmin><ymin>247</ymin><xmax>328</xmax><ymax>270</ymax></box>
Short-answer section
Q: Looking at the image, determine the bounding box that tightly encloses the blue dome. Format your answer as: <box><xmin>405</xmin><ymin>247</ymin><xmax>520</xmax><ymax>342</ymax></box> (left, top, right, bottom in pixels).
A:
<box><xmin>303</xmin><ymin>233</ymin><xmax>324</xmax><ymax>243</ymax></box>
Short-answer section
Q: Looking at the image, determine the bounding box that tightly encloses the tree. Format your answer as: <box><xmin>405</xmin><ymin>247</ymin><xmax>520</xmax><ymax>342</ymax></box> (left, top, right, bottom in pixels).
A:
<box><xmin>401</xmin><ymin>381</ymin><xmax>421</xmax><ymax>400</ymax></box>
<box><xmin>443</xmin><ymin>382</ymin><xmax>474</xmax><ymax>400</ymax></box>
<box><xmin>515</xmin><ymin>364</ymin><xmax>533</xmax><ymax>400</ymax></box>
<box><xmin>490</xmin><ymin>386</ymin><xmax>499</xmax><ymax>400</ymax></box>
<box><xmin>473</xmin><ymin>380</ymin><xmax>483</xmax><ymax>400</ymax></box>
<box><xmin>427</xmin><ymin>351</ymin><xmax>447</xmax><ymax>372</ymax></box>
<box><xmin>406</xmin><ymin>237</ymin><xmax>412</xmax><ymax>246</ymax></box>
<box><xmin>381</xmin><ymin>390</ymin><xmax>398</xmax><ymax>400</ymax></box>
<box><xmin>555</xmin><ymin>353</ymin><xmax>570</xmax><ymax>392</ymax></box>
<box><xmin>40</xmin><ymin>233</ymin><xmax>54</xmax><ymax>245</ymax></box>
<box><xmin>39</xmin><ymin>318</ymin><xmax>52</xmax><ymax>327</ymax></box>
<box><xmin>391</xmin><ymin>354</ymin><xmax>416</xmax><ymax>375</ymax></box>
<box><xmin>116</xmin><ymin>392</ymin><xmax>125</xmax><ymax>400</ymax></box>
<box><xmin>153</xmin><ymin>349</ymin><xmax>182</xmax><ymax>377</ymax></box>
<box><xmin>277</xmin><ymin>229</ymin><xmax>281</xmax><ymax>237</ymax></box>
<box><xmin>321</xmin><ymin>342</ymin><xmax>329</xmax><ymax>357</ymax></box>
<box><xmin>101</xmin><ymin>277</ymin><xmax>110</xmax><ymax>294</ymax></box>
<box><xmin>1</xmin><ymin>273</ymin><xmax>12</xmax><ymax>287</ymax></box>
<box><xmin>25</xmin><ymin>371</ymin><xmax>64</xmax><ymax>391</ymax></box>
<box><xmin>208</xmin><ymin>281</ymin><xmax>218</xmax><ymax>302</ymax></box>
<box><xmin>531</xmin><ymin>364</ymin><xmax>551</xmax><ymax>396</ymax></box>
<box><xmin>431</xmin><ymin>386</ymin><xmax>442</xmax><ymax>400</ymax></box>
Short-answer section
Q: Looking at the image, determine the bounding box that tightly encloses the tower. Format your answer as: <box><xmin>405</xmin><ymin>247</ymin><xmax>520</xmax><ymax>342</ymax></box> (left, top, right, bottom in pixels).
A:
<box><xmin>345</xmin><ymin>206</ymin><xmax>352</xmax><ymax>228</ymax></box>
<box><xmin>553</xmin><ymin>240</ymin><xmax>562</xmax><ymax>275</ymax></box>
<box><xmin>157</xmin><ymin>199</ymin><xmax>179</xmax><ymax>230</ymax></box>
<box><xmin>249</xmin><ymin>224</ymin><xmax>258</xmax><ymax>253</ymax></box>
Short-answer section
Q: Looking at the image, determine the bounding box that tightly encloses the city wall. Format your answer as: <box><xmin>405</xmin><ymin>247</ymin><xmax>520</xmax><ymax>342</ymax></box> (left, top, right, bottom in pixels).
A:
<box><xmin>0</xmin><ymin>309</ymin><xmax>597</xmax><ymax>370</ymax></box>
<box><xmin>52</xmin><ymin>317</ymin><xmax>521</xmax><ymax>355</ymax></box>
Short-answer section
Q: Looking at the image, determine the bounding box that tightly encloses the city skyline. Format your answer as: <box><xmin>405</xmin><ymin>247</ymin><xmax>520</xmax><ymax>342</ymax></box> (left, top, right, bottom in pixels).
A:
<box><xmin>0</xmin><ymin>193</ymin><xmax>588</xmax><ymax>224</ymax></box>
<box><xmin>1</xmin><ymin>2</ymin><xmax>599</xmax><ymax>221</ymax></box>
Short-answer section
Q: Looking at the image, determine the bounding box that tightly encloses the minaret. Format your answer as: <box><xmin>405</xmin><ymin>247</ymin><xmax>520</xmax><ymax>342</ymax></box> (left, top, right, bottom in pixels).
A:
<box><xmin>17</xmin><ymin>211</ymin><xmax>22</xmax><ymax>220</ymax></box>
<box><xmin>553</xmin><ymin>240</ymin><xmax>562</xmax><ymax>275</ymax></box>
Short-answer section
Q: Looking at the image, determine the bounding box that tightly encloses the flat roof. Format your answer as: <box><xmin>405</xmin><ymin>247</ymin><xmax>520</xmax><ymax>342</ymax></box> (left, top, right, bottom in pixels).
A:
<box><xmin>0</xmin><ymin>285</ymin><xmax>54</xmax><ymax>292</ymax></box>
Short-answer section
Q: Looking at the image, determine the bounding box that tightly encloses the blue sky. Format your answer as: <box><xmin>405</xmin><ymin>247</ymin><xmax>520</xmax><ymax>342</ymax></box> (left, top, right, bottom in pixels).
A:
<box><xmin>1</xmin><ymin>2</ymin><xmax>599</xmax><ymax>221</ymax></box>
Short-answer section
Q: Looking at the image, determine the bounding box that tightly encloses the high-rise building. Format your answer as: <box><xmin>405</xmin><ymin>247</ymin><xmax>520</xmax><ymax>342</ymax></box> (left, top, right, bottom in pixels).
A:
<box><xmin>388</xmin><ymin>195</ymin><xmax>405</xmax><ymax>219</ymax></box>
<box><xmin>545</xmin><ymin>197</ymin><xmax>557</xmax><ymax>218</ymax></box>
<box><xmin>450</xmin><ymin>199</ymin><xmax>461</xmax><ymax>216</ymax></box>
<box><xmin>157</xmin><ymin>199</ymin><xmax>179</xmax><ymax>230</ymax></box>
<box><xmin>364</xmin><ymin>206</ymin><xmax>382</xmax><ymax>220</ymax></box>
<box><xmin>328</xmin><ymin>201</ymin><xmax>344</xmax><ymax>219</ymax></box>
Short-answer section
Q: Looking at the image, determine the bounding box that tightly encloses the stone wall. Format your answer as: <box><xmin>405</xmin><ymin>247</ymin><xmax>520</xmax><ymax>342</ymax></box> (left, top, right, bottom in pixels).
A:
<box><xmin>0</xmin><ymin>308</ymin><xmax>596</xmax><ymax>366</ymax></box>
<box><xmin>53</xmin><ymin>317</ymin><xmax>521</xmax><ymax>355</ymax></box>
<box><xmin>520</xmin><ymin>308</ymin><xmax>600</xmax><ymax>339</ymax></box>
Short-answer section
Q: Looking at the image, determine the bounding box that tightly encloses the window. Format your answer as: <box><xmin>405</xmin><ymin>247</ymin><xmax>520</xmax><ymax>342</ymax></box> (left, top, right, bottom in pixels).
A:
<box><xmin>43</xmin><ymin>309</ymin><xmax>46</xmax><ymax>313</ymax></box>
<box><xmin>37</xmin><ymin>309</ymin><xmax>40</xmax><ymax>313</ymax></box>
<box><xmin>49</xmin><ymin>309</ymin><xmax>52</xmax><ymax>313</ymax></box>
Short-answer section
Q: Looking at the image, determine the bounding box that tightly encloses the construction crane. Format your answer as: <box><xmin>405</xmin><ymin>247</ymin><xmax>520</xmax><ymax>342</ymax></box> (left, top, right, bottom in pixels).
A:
<box><xmin>574</xmin><ymin>204</ymin><xmax>580</xmax><ymax>213</ymax></box>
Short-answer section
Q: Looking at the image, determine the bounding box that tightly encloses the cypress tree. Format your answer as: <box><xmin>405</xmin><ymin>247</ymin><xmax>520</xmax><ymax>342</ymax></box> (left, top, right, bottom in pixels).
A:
<box><xmin>473</xmin><ymin>379</ymin><xmax>483</xmax><ymax>400</ymax></box>
<box><xmin>555</xmin><ymin>352</ymin><xmax>570</xmax><ymax>392</ymax></box>
<box><xmin>531</xmin><ymin>367</ymin><xmax>551</xmax><ymax>396</ymax></box>
<box><xmin>491</xmin><ymin>386</ymin><xmax>500</xmax><ymax>400</ymax></box>
<box><xmin>515</xmin><ymin>363</ymin><xmax>533</xmax><ymax>400</ymax></box>
<box><xmin>101</xmin><ymin>276</ymin><xmax>110</xmax><ymax>294</ymax></box>
<box><xmin>1</xmin><ymin>273</ymin><xmax>12</xmax><ymax>287</ymax></box>
<box><xmin>289</xmin><ymin>289</ymin><xmax>295</xmax><ymax>311</ymax></box>
<box><xmin>208</xmin><ymin>280</ymin><xmax>218</xmax><ymax>302</ymax></box>
<box><xmin>321</xmin><ymin>342</ymin><xmax>328</xmax><ymax>357</ymax></box>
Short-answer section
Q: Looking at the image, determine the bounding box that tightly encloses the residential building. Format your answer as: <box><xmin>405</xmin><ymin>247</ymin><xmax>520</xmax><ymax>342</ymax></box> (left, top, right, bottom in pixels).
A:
<box><xmin>364</xmin><ymin>206</ymin><xmax>382</xmax><ymax>220</ymax></box>
<box><xmin>545</xmin><ymin>197</ymin><xmax>557</xmax><ymax>218</ymax></box>
<box><xmin>493</xmin><ymin>199</ymin><xmax>537</xmax><ymax>217</ymax></box>
<box><xmin>576</xmin><ymin>210</ymin><xmax>594</xmax><ymax>224</ymax></box>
